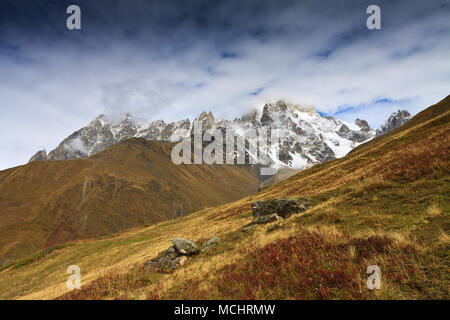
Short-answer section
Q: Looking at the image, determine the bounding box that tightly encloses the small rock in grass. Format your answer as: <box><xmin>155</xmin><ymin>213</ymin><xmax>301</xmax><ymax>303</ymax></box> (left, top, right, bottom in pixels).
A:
<box><xmin>201</xmin><ymin>236</ymin><xmax>221</xmax><ymax>252</ymax></box>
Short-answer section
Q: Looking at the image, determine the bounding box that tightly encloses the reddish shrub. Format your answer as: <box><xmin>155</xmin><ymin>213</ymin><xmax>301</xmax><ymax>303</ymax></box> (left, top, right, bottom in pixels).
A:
<box><xmin>196</xmin><ymin>232</ymin><xmax>366</xmax><ymax>299</ymax></box>
<box><xmin>348</xmin><ymin>236</ymin><xmax>393</xmax><ymax>260</ymax></box>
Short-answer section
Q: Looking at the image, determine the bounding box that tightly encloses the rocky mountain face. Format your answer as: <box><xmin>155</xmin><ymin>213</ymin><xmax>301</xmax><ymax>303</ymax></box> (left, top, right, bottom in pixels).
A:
<box><xmin>376</xmin><ymin>110</ymin><xmax>411</xmax><ymax>136</ymax></box>
<box><xmin>29</xmin><ymin>101</ymin><xmax>410</xmax><ymax>172</ymax></box>
<box><xmin>28</xmin><ymin>149</ymin><xmax>47</xmax><ymax>162</ymax></box>
<box><xmin>36</xmin><ymin>113</ymin><xmax>191</xmax><ymax>161</ymax></box>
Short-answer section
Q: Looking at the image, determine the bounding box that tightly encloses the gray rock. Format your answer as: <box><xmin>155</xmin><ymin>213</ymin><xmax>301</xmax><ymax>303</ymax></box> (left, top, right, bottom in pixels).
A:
<box><xmin>242</xmin><ymin>213</ymin><xmax>280</xmax><ymax>231</ymax></box>
<box><xmin>166</xmin><ymin>246</ymin><xmax>176</xmax><ymax>253</ymax></box>
<box><xmin>171</xmin><ymin>237</ymin><xmax>200</xmax><ymax>255</ymax></box>
<box><xmin>254</xmin><ymin>213</ymin><xmax>280</xmax><ymax>224</ymax></box>
<box><xmin>252</xmin><ymin>199</ymin><xmax>309</xmax><ymax>220</ymax></box>
<box><xmin>205</xmin><ymin>236</ymin><xmax>221</xmax><ymax>247</ymax></box>
<box><xmin>201</xmin><ymin>236</ymin><xmax>221</xmax><ymax>252</ymax></box>
<box><xmin>144</xmin><ymin>248</ymin><xmax>188</xmax><ymax>272</ymax></box>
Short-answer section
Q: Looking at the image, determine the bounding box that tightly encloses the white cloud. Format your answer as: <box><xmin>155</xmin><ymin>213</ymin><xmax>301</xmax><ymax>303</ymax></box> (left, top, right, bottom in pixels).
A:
<box><xmin>63</xmin><ymin>137</ymin><xmax>89</xmax><ymax>156</ymax></box>
<box><xmin>0</xmin><ymin>1</ymin><xmax>449</xmax><ymax>170</ymax></box>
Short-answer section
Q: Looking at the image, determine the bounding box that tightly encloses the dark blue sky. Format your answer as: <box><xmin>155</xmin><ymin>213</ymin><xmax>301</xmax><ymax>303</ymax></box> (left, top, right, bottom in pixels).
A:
<box><xmin>0</xmin><ymin>0</ymin><xmax>449</xmax><ymax>169</ymax></box>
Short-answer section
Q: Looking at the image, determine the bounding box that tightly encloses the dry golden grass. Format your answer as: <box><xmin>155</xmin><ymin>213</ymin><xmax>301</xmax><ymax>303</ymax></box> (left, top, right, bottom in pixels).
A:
<box><xmin>427</xmin><ymin>204</ymin><xmax>442</xmax><ymax>217</ymax></box>
<box><xmin>436</xmin><ymin>230</ymin><xmax>450</xmax><ymax>246</ymax></box>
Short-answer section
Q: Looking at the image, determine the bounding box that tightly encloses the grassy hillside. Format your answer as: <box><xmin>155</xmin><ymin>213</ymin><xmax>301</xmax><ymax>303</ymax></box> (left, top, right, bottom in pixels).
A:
<box><xmin>0</xmin><ymin>139</ymin><xmax>259</xmax><ymax>265</ymax></box>
<box><xmin>0</xmin><ymin>96</ymin><xmax>448</xmax><ymax>300</ymax></box>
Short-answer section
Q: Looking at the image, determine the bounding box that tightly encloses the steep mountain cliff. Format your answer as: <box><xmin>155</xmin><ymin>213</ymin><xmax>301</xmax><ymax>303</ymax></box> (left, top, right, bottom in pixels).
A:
<box><xmin>376</xmin><ymin>110</ymin><xmax>411</xmax><ymax>136</ymax></box>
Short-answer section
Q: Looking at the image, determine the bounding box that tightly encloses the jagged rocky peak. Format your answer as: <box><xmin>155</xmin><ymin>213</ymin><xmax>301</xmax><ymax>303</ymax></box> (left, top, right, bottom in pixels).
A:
<box><xmin>29</xmin><ymin>150</ymin><xmax>47</xmax><ymax>162</ymax></box>
<box><xmin>138</xmin><ymin>119</ymin><xmax>166</xmax><ymax>140</ymax></box>
<box><xmin>260</xmin><ymin>101</ymin><xmax>289</xmax><ymax>125</ymax></box>
<box><xmin>266</xmin><ymin>100</ymin><xmax>288</xmax><ymax>113</ymax></box>
<box><xmin>337</xmin><ymin>121</ymin><xmax>374</xmax><ymax>143</ymax></box>
<box><xmin>376</xmin><ymin>110</ymin><xmax>411</xmax><ymax>136</ymax></box>
<box><xmin>198</xmin><ymin>111</ymin><xmax>214</xmax><ymax>122</ymax></box>
<box><xmin>115</xmin><ymin>113</ymin><xmax>139</xmax><ymax>141</ymax></box>
<box><xmin>264</xmin><ymin>100</ymin><xmax>285</xmax><ymax>111</ymax></box>
<box><xmin>161</xmin><ymin>118</ymin><xmax>191</xmax><ymax>142</ymax></box>
<box><xmin>260</xmin><ymin>104</ymin><xmax>275</xmax><ymax>125</ymax></box>
<box><xmin>355</xmin><ymin>118</ymin><xmax>371</xmax><ymax>132</ymax></box>
<box><xmin>194</xmin><ymin>111</ymin><xmax>215</xmax><ymax>131</ymax></box>
<box><xmin>148</xmin><ymin>119</ymin><xmax>167</xmax><ymax>132</ymax></box>
<box><xmin>28</xmin><ymin>101</ymin><xmax>404</xmax><ymax>174</ymax></box>
<box><xmin>198</xmin><ymin>111</ymin><xmax>215</xmax><ymax>125</ymax></box>
<box><xmin>92</xmin><ymin>113</ymin><xmax>108</xmax><ymax>124</ymax></box>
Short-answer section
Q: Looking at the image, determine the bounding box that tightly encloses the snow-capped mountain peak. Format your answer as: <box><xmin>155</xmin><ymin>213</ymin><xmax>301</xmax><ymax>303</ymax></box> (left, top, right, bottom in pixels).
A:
<box><xmin>376</xmin><ymin>110</ymin><xmax>411</xmax><ymax>136</ymax></box>
<box><xmin>29</xmin><ymin>102</ymin><xmax>410</xmax><ymax>173</ymax></box>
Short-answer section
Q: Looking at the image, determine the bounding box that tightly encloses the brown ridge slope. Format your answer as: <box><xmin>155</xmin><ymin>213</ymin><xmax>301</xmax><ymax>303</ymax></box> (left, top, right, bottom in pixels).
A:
<box><xmin>0</xmin><ymin>138</ymin><xmax>259</xmax><ymax>265</ymax></box>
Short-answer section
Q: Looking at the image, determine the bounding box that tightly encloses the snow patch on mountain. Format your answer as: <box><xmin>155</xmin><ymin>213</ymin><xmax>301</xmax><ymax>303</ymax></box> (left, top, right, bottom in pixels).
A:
<box><xmin>29</xmin><ymin>101</ymin><xmax>409</xmax><ymax>174</ymax></box>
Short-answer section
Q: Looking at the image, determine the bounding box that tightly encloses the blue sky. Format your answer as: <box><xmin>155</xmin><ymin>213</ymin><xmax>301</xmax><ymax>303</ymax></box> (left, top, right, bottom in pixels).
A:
<box><xmin>0</xmin><ymin>0</ymin><xmax>449</xmax><ymax>170</ymax></box>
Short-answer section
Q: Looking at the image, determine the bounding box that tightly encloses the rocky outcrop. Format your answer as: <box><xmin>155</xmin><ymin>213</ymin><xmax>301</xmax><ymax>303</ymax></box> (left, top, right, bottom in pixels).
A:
<box><xmin>252</xmin><ymin>199</ymin><xmax>309</xmax><ymax>220</ymax></box>
<box><xmin>243</xmin><ymin>198</ymin><xmax>310</xmax><ymax>229</ymax></box>
<box><xmin>338</xmin><ymin>123</ymin><xmax>373</xmax><ymax>143</ymax></box>
<box><xmin>144</xmin><ymin>246</ymin><xmax>188</xmax><ymax>272</ymax></box>
<box><xmin>253</xmin><ymin>213</ymin><xmax>281</xmax><ymax>224</ymax></box>
<box><xmin>171</xmin><ymin>237</ymin><xmax>200</xmax><ymax>255</ymax></box>
<box><xmin>376</xmin><ymin>110</ymin><xmax>411</xmax><ymax>137</ymax></box>
<box><xmin>355</xmin><ymin>118</ymin><xmax>371</xmax><ymax>132</ymax></box>
<box><xmin>144</xmin><ymin>237</ymin><xmax>200</xmax><ymax>272</ymax></box>
<box><xmin>28</xmin><ymin>150</ymin><xmax>47</xmax><ymax>162</ymax></box>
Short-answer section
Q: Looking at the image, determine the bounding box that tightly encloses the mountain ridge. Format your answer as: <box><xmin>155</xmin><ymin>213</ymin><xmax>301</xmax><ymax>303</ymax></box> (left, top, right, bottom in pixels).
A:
<box><xmin>28</xmin><ymin>100</ymin><xmax>411</xmax><ymax>174</ymax></box>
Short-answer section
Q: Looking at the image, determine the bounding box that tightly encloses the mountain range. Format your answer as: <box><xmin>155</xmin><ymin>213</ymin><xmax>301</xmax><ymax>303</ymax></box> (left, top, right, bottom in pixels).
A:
<box><xmin>29</xmin><ymin>101</ymin><xmax>411</xmax><ymax>172</ymax></box>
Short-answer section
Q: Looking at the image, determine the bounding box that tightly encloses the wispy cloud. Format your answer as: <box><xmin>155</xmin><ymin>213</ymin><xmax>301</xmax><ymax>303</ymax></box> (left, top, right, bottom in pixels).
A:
<box><xmin>0</xmin><ymin>0</ymin><xmax>449</xmax><ymax>169</ymax></box>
